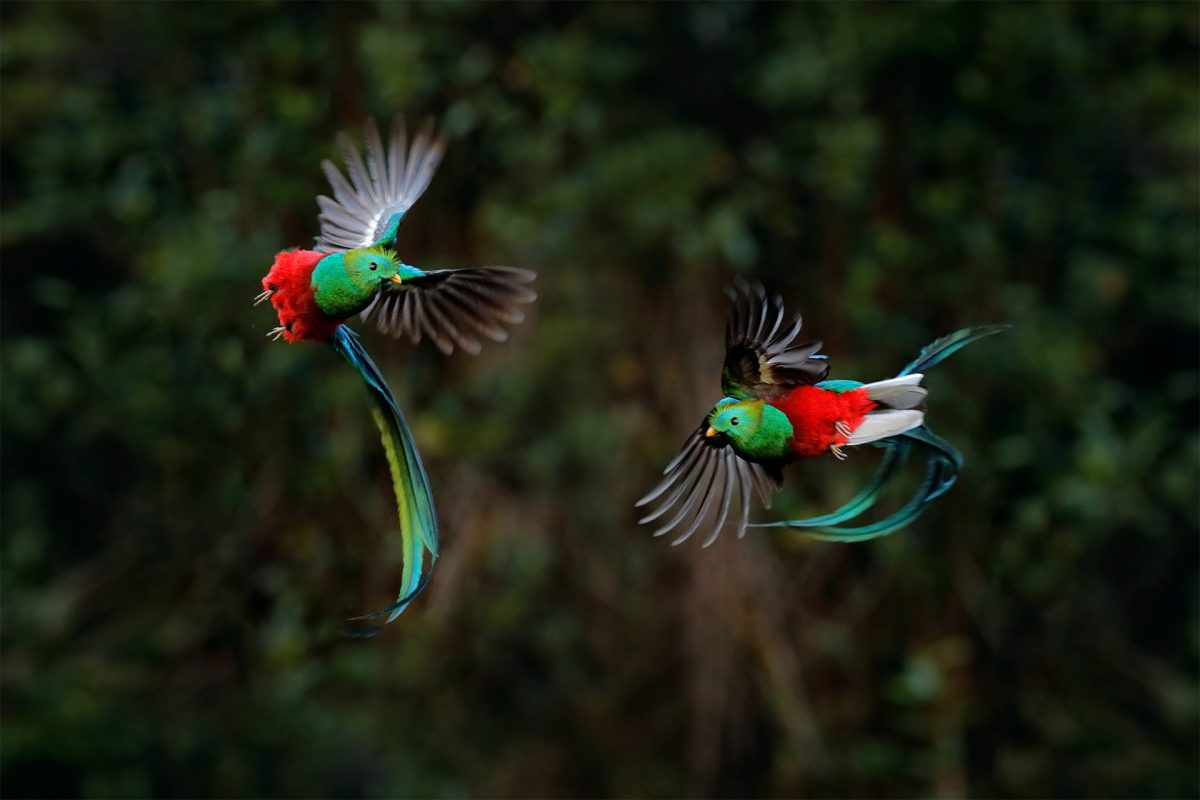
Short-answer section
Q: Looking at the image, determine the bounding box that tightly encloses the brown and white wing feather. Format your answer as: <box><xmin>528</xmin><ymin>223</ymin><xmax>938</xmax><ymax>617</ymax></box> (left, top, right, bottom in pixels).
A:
<box><xmin>721</xmin><ymin>279</ymin><xmax>829</xmax><ymax>399</ymax></box>
<box><xmin>636</xmin><ymin>422</ymin><xmax>782</xmax><ymax>546</ymax></box>
<box><xmin>361</xmin><ymin>267</ymin><xmax>538</xmax><ymax>356</ymax></box>
<box><xmin>315</xmin><ymin>117</ymin><xmax>446</xmax><ymax>253</ymax></box>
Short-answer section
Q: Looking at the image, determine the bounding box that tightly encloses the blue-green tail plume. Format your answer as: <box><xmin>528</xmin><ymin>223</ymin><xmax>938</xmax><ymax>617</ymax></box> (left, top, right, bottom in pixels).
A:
<box><xmin>753</xmin><ymin>324</ymin><xmax>1005</xmax><ymax>541</ymax></box>
<box><xmin>899</xmin><ymin>324</ymin><xmax>1010</xmax><ymax>376</ymax></box>
<box><xmin>751</xmin><ymin>430</ymin><xmax>957</xmax><ymax>541</ymax></box>
<box><xmin>769</xmin><ymin>441</ymin><xmax>912</xmax><ymax>530</ymax></box>
<box><xmin>330</xmin><ymin>325</ymin><xmax>438</xmax><ymax>635</ymax></box>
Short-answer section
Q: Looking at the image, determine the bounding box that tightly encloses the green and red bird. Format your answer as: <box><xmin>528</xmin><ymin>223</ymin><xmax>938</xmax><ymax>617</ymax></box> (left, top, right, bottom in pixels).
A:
<box><xmin>637</xmin><ymin>281</ymin><xmax>1005</xmax><ymax>546</ymax></box>
<box><xmin>259</xmin><ymin>117</ymin><xmax>536</xmax><ymax>632</ymax></box>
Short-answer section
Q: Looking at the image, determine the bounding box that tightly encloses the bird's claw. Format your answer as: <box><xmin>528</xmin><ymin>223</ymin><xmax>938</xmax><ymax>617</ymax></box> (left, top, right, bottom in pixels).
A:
<box><xmin>266</xmin><ymin>326</ymin><xmax>288</xmax><ymax>341</ymax></box>
<box><xmin>831</xmin><ymin>419</ymin><xmax>852</xmax><ymax>459</ymax></box>
<box><xmin>253</xmin><ymin>289</ymin><xmax>274</xmax><ymax>306</ymax></box>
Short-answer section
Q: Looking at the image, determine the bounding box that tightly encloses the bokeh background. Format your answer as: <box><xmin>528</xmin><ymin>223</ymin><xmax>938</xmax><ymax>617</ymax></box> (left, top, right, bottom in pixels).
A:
<box><xmin>2</xmin><ymin>2</ymin><xmax>1197</xmax><ymax>798</ymax></box>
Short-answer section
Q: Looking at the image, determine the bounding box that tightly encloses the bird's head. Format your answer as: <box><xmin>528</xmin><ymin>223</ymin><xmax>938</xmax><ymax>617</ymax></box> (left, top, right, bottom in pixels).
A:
<box><xmin>707</xmin><ymin>398</ymin><xmax>764</xmax><ymax>446</ymax></box>
<box><xmin>706</xmin><ymin>397</ymin><xmax>792</xmax><ymax>462</ymax></box>
<box><xmin>312</xmin><ymin>247</ymin><xmax>421</xmax><ymax>318</ymax></box>
<box><xmin>343</xmin><ymin>247</ymin><xmax>402</xmax><ymax>289</ymax></box>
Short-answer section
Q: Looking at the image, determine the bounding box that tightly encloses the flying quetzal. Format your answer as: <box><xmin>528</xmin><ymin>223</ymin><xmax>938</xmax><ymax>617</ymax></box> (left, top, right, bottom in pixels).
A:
<box><xmin>637</xmin><ymin>281</ymin><xmax>1005</xmax><ymax>546</ymax></box>
<box><xmin>259</xmin><ymin>117</ymin><xmax>536</xmax><ymax>632</ymax></box>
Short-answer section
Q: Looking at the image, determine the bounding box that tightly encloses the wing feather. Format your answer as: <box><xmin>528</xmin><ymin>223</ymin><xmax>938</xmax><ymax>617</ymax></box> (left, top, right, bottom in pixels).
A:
<box><xmin>721</xmin><ymin>279</ymin><xmax>830</xmax><ymax>399</ymax></box>
<box><xmin>654</xmin><ymin>448</ymin><xmax>716</xmax><ymax>538</ymax></box>
<box><xmin>365</xmin><ymin>267</ymin><xmax>537</xmax><ymax>356</ymax></box>
<box><xmin>336</xmin><ymin>131</ymin><xmax>376</xmax><ymax>204</ymax></box>
<box><xmin>363</xmin><ymin>119</ymin><xmax>389</xmax><ymax>195</ymax></box>
<box><xmin>636</xmin><ymin>422</ymin><xmax>783</xmax><ymax>546</ymax></box>
<box><xmin>699</xmin><ymin>455</ymin><xmax>737</xmax><ymax>548</ymax></box>
<box><xmin>316</xmin><ymin>116</ymin><xmax>447</xmax><ymax>253</ymax></box>
<box><xmin>671</xmin><ymin>453</ymin><xmax>723</xmax><ymax>545</ymax></box>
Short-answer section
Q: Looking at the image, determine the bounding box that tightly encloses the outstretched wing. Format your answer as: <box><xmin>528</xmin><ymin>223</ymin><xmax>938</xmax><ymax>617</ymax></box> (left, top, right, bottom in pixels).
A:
<box><xmin>315</xmin><ymin>116</ymin><xmax>445</xmax><ymax>253</ymax></box>
<box><xmin>721</xmin><ymin>280</ymin><xmax>829</xmax><ymax>400</ymax></box>
<box><xmin>330</xmin><ymin>326</ymin><xmax>438</xmax><ymax>634</ymax></box>
<box><xmin>636</xmin><ymin>421</ymin><xmax>783</xmax><ymax>546</ymax></box>
<box><xmin>361</xmin><ymin>267</ymin><xmax>538</xmax><ymax>356</ymax></box>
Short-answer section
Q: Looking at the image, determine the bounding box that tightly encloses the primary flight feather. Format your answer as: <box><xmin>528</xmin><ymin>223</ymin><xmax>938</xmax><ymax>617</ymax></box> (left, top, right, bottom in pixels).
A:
<box><xmin>259</xmin><ymin>116</ymin><xmax>536</xmax><ymax>633</ymax></box>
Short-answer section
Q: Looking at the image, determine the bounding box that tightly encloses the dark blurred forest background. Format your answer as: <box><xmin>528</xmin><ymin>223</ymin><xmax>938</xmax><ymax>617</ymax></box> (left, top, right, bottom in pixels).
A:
<box><xmin>2</xmin><ymin>2</ymin><xmax>1197</xmax><ymax>798</ymax></box>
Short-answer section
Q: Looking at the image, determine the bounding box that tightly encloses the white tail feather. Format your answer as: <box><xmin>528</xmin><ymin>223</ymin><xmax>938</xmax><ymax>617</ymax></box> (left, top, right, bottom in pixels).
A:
<box><xmin>863</xmin><ymin>373</ymin><xmax>927</xmax><ymax>409</ymax></box>
<box><xmin>847</xmin><ymin>409</ymin><xmax>925</xmax><ymax>446</ymax></box>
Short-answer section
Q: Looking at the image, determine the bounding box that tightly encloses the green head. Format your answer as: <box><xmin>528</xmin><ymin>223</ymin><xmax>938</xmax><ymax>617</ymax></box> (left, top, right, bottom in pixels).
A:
<box><xmin>311</xmin><ymin>247</ymin><xmax>413</xmax><ymax>318</ymax></box>
<box><xmin>706</xmin><ymin>397</ymin><xmax>794</xmax><ymax>462</ymax></box>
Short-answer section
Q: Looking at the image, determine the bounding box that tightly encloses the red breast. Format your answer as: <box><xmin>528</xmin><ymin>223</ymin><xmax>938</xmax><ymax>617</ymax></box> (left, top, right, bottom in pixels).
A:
<box><xmin>262</xmin><ymin>249</ymin><xmax>343</xmax><ymax>342</ymax></box>
<box><xmin>777</xmin><ymin>385</ymin><xmax>877</xmax><ymax>459</ymax></box>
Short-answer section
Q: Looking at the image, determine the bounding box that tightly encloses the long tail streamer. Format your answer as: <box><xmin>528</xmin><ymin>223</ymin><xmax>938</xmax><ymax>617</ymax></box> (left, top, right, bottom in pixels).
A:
<box><xmin>752</xmin><ymin>324</ymin><xmax>1008</xmax><ymax>542</ymax></box>
<box><xmin>900</xmin><ymin>324</ymin><xmax>1010</xmax><ymax>376</ymax></box>
<box><xmin>750</xmin><ymin>429</ymin><xmax>955</xmax><ymax>541</ymax></box>
<box><xmin>330</xmin><ymin>325</ymin><xmax>438</xmax><ymax>635</ymax></box>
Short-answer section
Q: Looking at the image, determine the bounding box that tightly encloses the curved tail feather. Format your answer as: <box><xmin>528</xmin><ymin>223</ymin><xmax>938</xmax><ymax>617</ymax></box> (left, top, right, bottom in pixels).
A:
<box><xmin>900</xmin><ymin>424</ymin><xmax>963</xmax><ymax>501</ymax></box>
<box><xmin>753</xmin><ymin>424</ymin><xmax>962</xmax><ymax>542</ymax></box>
<box><xmin>750</xmin><ymin>440</ymin><xmax>911</xmax><ymax>530</ymax></box>
<box><xmin>790</xmin><ymin>454</ymin><xmax>946</xmax><ymax>542</ymax></box>
<box><xmin>749</xmin><ymin>324</ymin><xmax>1002</xmax><ymax>542</ymax></box>
<box><xmin>330</xmin><ymin>325</ymin><xmax>438</xmax><ymax>634</ymax></box>
<box><xmin>899</xmin><ymin>324</ymin><xmax>1010</xmax><ymax>377</ymax></box>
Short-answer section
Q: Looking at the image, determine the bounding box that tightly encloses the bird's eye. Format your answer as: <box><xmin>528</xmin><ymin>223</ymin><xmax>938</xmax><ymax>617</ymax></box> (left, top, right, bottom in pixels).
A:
<box><xmin>369</xmin><ymin>261</ymin><xmax>378</xmax><ymax>271</ymax></box>
<box><xmin>730</xmin><ymin>417</ymin><xmax>739</xmax><ymax>426</ymax></box>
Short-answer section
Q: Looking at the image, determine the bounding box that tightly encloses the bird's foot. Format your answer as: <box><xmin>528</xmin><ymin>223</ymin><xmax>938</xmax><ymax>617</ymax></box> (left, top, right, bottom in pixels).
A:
<box><xmin>834</xmin><ymin>420</ymin><xmax>852</xmax><ymax>439</ymax></box>
<box><xmin>266</xmin><ymin>325</ymin><xmax>289</xmax><ymax>341</ymax></box>
<box><xmin>253</xmin><ymin>289</ymin><xmax>274</xmax><ymax>306</ymax></box>
<box><xmin>830</xmin><ymin>443</ymin><xmax>848</xmax><ymax>461</ymax></box>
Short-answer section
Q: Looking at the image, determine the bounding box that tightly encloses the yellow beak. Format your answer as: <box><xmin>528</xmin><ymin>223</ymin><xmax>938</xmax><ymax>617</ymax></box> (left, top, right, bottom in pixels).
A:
<box><xmin>389</xmin><ymin>274</ymin><xmax>404</xmax><ymax>284</ymax></box>
<box><xmin>705</xmin><ymin>426</ymin><xmax>718</xmax><ymax>438</ymax></box>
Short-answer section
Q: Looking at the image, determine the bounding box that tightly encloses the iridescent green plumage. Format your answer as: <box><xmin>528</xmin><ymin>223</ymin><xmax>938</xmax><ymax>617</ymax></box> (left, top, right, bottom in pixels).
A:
<box><xmin>708</xmin><ymin>399</ymin><xmax>793</xmax><ymax>462</ymax></box>
<box><xmin>311</xmin><ymin>249</ymin><xmax>400</xmax><ymax>317</ymax></box>
<box><xmin>330</xmin><ymin>326</ymin><xmax>437</xmax><ymax>633</ymax></box>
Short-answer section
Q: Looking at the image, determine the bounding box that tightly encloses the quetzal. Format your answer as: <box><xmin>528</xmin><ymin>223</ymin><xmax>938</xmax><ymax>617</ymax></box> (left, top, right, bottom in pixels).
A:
<box><xmin>259</xmin><ymin>117</ymin><xmax>536</xmax><ymax>632</ymax></box>
<box><xmin>637</xmin><ymin>281</ymin><xmax>1005</xmax><ymax>547</ymax></box>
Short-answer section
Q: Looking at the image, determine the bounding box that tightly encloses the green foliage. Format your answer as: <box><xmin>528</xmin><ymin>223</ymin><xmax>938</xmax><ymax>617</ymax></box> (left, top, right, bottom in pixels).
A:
<box><xmin>2</xmin><ymin>2</ymin><xmax>1196</xmax><ymax>797</ymax></box>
